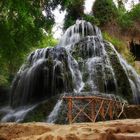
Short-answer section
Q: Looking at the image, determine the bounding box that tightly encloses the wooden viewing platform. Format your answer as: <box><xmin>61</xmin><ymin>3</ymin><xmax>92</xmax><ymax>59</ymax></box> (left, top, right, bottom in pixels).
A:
<box><xmin>63</xmin><ymin>96</ymin><xmax>126</xmax><ymax>124</ymax></box>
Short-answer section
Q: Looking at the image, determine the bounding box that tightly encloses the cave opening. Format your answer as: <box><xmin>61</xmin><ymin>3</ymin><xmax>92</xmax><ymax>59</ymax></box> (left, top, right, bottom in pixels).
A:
<box><xmin>130</xmin><ymin>40</ymin><xmax>140</xmax><ymax>61</ymax></box>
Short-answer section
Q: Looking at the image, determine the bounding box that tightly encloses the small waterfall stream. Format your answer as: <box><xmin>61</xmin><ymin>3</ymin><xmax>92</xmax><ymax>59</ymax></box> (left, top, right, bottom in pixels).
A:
<box><xmin>109</xmin><ymin>43</ymin><xmax>140</xmax><ymax>103</ymax></box>
<box><xmin>1</xmin><ymin>20</ymin><xmax>140</xmax><ymax>123</ymax></box>
<box><xmin>0</xmin><ymin>105</ymin><xmax>37</xmax><ymax>122</ymax></box>
<box><xmin>46</xmin><ymin>99</ymin><xmax>63</xmax><ymax>123</ymax></box>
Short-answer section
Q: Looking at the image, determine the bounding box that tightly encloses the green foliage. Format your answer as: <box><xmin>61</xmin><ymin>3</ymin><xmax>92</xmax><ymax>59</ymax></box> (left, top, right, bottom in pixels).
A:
<box><xmin>83</xmin><ymin>15</ymin><xmax>100</xmax><ymax>26</ymax></box>
<box><xmin>117</xmin><ymin>3</ymin><xmax>140</xmax><ymax>29</ymax></box>
<box><xmin>91</xmin><ymin>0</ymin><xmax>140</xmax><ymax>30</ymax></box>
<box><xmin>103</xmin><ymin>32</ymin><xmax>135</xmax><ymax>66</ymax></box>
<box><xmin>117</xmin><ymin>12</ymin><xmax>133</xmax><ymax>29</ymax></box>
<box><xmin>92</xmin><ymin>0</ymin><xmax>118</xmax><ymax>26</ymax></box>
<box><xmin>0</xmin><ymin>0</ymin><xmax>55</xmax><ymax>85</ymax></box>
<box><xmin>0</xmin><ymin>75</ymin><xmax>8</xmax><ymax>86</ymax></box>
<box><xmin>103</xmin><ymin>32</ymin><xmax>124</xmax><ymax>52</ymax></box>
<box><xmin>25</xmin><ymin>34</ymin><xmax>58</xmax><ymax>63</ymax></box>
<box><xmin>62</xmin><ymin>0</ymin><xmax>84</xmax><ymax>29</ymax></box>
<box><xmin>117</xmin><ymin>1</ymin><xmax>132</xmax><ymax>29</ymax></box>
<box><xmin>129</xmin><ymin>4</ymin><xmax>140</xmax><ymax>21</ymax></box>
<box><xmin>63</xmin><ymin>16</ymin><xmax>76</xmax><ymax>30</ymax></box>
<box><xmin>38</xmin><ymin>34</ymin><xmax>58</xmax><ymax>49</ymax></box>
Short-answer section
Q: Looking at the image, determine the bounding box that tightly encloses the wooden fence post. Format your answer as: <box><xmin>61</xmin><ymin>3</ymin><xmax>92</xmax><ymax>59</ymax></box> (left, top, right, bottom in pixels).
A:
<box><xmin>109</xmin><ymin>101</ymin><xmax>113</xmax><ymax>120</ymax></box>
<box><xmin>91</xmin><ymin>100</ymin><xmax>96</xmax><ymax>122</ymax></box>
<box><xmin>68</xmin><ymin>97</ymin><xmax>72</xmax><ymax>124</ymax></box>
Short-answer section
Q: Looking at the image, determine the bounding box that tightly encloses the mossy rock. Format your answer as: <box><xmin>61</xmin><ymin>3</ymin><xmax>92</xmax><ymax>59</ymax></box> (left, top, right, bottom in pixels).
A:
<box><xmin>104</xmin><ymin>42</ymin><xmax>133</xmax><ymax>103</ymax></box>
<box><xmin>0</xmin><ymin>86</ymin><xmax>9</xmax><ymax>106</ymax></box>
<box><xmin>23</xmin><ymin>95</ymin><xmax>59</xmax><ymax>122</ymax></box>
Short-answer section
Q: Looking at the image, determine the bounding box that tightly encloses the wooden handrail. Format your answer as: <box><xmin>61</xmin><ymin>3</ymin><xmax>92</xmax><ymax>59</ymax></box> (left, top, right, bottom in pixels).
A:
<box><xmin>63</xmin><ymin>95</ymin><xmax>126</xmax><ymax>124</ymax></box>
<box><xmin>63</xmin><ymin>96</ymin><xmax>122</xmax><ymax>103</ymax></box>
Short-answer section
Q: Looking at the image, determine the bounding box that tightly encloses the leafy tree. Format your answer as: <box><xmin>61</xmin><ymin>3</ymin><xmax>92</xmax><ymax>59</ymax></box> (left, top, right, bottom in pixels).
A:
<box><xmin>117</xmin><ymin>3</ymin><xmax>140</xmax><ymax>29</ymax></box>
<box><xmin>129</xmin><ymin>3</ymin><xmax>140</xmax><ymax>21</ymax></box>
<box><xmin>63</xmin><ymin>0</ymin><xmax>85</xmax><ymax>29</ymax></box>
<box><xmin>0</xmin><ymin>0</ymin><xmax>55</xmax><ymax>85</ymax></box>
<box><xmin>83</xmin><ymin>14</ymin><xmax>100</xmax><ymax>26</ymax></box>
<box><xmin>50</xmin><ymin>0</ymin><xmax>85</xmax><ymax>29</ymax></box>
<box><xmin>92</xmin><ymin>0</ymin><xmax>118</xmax><ymax>26</ymax></box>
<box><xmin>117</xmin><ymin>0</ymin><xmax>126</xmax><ymax>10</ymax></box>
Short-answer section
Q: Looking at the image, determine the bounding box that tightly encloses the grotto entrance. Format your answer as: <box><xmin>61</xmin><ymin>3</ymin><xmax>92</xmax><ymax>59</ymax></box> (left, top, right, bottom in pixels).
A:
<box><xmin>130</xmin><ymin>40</ymin><xmax>140</xmax><ymax>61</ymax></box>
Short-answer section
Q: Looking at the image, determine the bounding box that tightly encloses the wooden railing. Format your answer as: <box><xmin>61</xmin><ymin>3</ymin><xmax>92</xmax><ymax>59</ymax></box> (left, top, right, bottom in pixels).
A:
<box><xmin>63</xmin><ymin>96</ymin><xmax>126</xmax><ymax>124</ymax></box>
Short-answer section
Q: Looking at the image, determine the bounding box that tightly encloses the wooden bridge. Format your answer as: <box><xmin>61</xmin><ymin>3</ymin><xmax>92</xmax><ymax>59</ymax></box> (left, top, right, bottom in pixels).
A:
<box><xmin>63</xmin><ymin>96</ymin><xmax>126</xmax><ymax>124</ymax></box>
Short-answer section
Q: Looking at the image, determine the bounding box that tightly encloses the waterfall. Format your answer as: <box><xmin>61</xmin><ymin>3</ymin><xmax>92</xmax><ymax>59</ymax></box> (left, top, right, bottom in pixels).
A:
<box><xmin>1</xmin><ymin>20</ymin><xmax>140</xmax><ymax>123</ymax></box>
<box><xmin>0</xmin><ymin>105</ymin><xmax>36</xmax><ymax>122</ymax></box>
<box><xmin>59</xmin><ymin>20</ymin><xmax>119</xmax><ymax>95</ymax></box>
<box><xmin>46</xmin><ymin>99</ymin><xmax>62</xmax><ymax>123</ymax></box>
<box><xmin>109</xmin><ymin>43</ymin><xmax>140</xmax><ymax>104</ymax></box>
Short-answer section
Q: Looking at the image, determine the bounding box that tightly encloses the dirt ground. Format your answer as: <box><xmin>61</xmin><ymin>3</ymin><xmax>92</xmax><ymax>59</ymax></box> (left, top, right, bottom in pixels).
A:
<box><xmin>0</xmin><ymin>119</ymin><xmax>140</xmax><ymax>140</ymax></box>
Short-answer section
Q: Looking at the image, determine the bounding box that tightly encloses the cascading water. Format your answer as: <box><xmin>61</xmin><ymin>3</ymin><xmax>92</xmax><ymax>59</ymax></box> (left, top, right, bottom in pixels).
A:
<box><xmin>109</xmin><ymin>43</ymin><xmax>140</xmax><ymax>104</ymax></box>
<box><xmin>1</xmin><ymin>20</ymin><xmax>140</xmax><ymax>123</ymax></box>
<box><xmin>46</xmin><ymin>99</ymin><xmax>63</xmax><ymax>123</ymax></box>
<box><xmin>0</xmin><ymin>105</ymin><xmax>37</xmax><ymax>122</ymax></box>
<box><xmin>58</xmin><ymin>20</ymin><xmax>119</xmax><ymax>95</ymax></box>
